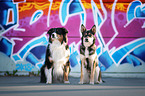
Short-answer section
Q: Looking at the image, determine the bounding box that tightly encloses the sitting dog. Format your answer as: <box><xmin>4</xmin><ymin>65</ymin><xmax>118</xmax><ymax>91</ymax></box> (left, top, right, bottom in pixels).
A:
<box><xmin>79</xmin><ymin>24</ymin><xmax>102</xmax><ymax>84</ymax></box>
<box><xmin>40</xmin><ymin>27</ymin><xmax>70</xmax><ymax>84</ymax></box>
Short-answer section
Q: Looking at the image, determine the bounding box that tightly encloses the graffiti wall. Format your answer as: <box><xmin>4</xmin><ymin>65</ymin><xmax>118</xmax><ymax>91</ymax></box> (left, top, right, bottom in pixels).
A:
<box><xmin>0</xmin><ymin>0</ymin><xmax>145</xmax><ymax>76</ymax></box>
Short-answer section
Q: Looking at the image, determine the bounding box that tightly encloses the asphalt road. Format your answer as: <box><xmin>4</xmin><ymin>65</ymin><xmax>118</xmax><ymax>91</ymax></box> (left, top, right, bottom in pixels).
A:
<box><xmin>0</xmin><ymin>76</ymin><xmax>145</xmax><ymax>96</ymax></box>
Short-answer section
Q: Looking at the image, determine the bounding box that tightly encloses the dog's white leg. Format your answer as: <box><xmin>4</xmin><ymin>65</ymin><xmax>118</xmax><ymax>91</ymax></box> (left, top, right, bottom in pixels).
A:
<box><xmin>90</xmin><ymin>68</ymin><xmax>95</xmax><ymax>84</ymax></box>
<box><xmin>98</xmin><ymin>67</ymin><xmax>103</xmax><ymax>84</ymax></box>
<box><xmin>45</xmin><ymin>67</ymin><xmax>52</xmax><ymax>84</ymax></box>
<box><xmin>90</xmin><ymin>60</ymin><xmax>96</xmax><ymax>85</ymax></box>
<box><xmin>95</xmin><ymin>66</ymin><xmax>101</xmax><ymax>84</ymax></box>
<box><xmin>83</xmin><ymin>68</ymin><xmax>89</xmax><ymax>83</ymax></box>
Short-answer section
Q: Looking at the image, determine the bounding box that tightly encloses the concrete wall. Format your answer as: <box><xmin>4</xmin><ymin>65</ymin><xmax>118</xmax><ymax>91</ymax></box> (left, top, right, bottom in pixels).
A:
<box><xmin>0</xmin><ymin>0</ymin><xmax>145</xmax><ymax>77</ymax></box>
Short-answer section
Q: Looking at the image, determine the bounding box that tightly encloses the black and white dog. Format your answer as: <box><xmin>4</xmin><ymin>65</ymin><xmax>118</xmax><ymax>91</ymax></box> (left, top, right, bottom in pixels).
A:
<box><xmin>79</xmin><ymin>24</ymin><xmax>102</xmax><ymax>84</ymax></box>
<box><xmin>40</xmin><ymin>27</ymin><xmax>70</xmax><ymax>84</ymax></box>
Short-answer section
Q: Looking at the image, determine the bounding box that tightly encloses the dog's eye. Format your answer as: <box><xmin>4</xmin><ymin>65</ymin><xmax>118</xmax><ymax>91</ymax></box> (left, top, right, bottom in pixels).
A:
<box><xmin>57</xmin><ymin>31</ymin><xmax>62</xmax><ymax>35</ymax></box>
<box><xmin>87</xmin><ymin>33</ymin><xmax>92</xmax><ymax>37</ymax></box>
<box><xmin>88</xmin><ymin>35</ymin><xmax>92</xmax><ymax>37</ymax></box>
<box><xmin>57</xmin><ymin>32</ymin><xmax>61</xmax><ymax>35</ymax></box>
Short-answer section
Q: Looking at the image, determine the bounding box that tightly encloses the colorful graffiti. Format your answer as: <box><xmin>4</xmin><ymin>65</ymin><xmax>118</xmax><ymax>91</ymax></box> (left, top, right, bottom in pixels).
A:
<box><xmin>0</xmin><ymin>0</ymin><xmax>145</xmax><ymax>76</ymax></box>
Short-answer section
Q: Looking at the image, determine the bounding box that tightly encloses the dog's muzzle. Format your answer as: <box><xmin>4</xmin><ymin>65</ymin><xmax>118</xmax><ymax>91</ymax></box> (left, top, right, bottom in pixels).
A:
<box><xmin>85</xmin><ymin>38</ymin><xmax>88</xmax><ymax>42</ymax></box>
<box><xmin>51</xmin><ymin>33</ymin><xmax>57</xmax><ymax>39</ymax></box>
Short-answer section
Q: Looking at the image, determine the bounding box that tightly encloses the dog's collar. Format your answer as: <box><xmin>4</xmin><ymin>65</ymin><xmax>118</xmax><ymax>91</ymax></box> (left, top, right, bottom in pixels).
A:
<box><xmin>81</xmin><ymin>43</ymin><xmax>94</xmax><ymax>49</ymax></box>
<box><xmin>80</xmin><ymin>44</ymin><xmax>96</xmax><ymax>56</ymax></box>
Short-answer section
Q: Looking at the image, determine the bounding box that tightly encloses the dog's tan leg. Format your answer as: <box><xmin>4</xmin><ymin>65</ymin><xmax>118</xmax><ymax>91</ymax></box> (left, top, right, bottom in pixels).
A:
<box><xmin>90</xmin><ymin>60</ymin><xmax>96</xmax><ymax>85</ymax></box>
<box><xmin>94</xmin><ymin>58</ymin><xmax>100</xmax><ymax>84</ymax></box>
<box><xmin>98</xmin><ymin>69</ymin><xmax>103</xmax><ymax>83</ymax></box>
<box><xmin>64</xmin><ymin>65</ymin><xmax>70</xmax><ymax>84</ymax></box>
<box><xmin>79</xmin><ymin>60</ymin><xmax>84</xmax><ymax>84</ymax></box>
<box><xmin>95</xmin><ymin>66</ymin><xmax>100</xmax><ymax>83</ymax></box>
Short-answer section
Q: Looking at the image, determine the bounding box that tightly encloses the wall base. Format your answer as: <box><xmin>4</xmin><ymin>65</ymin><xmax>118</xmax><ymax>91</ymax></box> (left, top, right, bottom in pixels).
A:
<box><xmin>102</xmin><ymin>72</ymin><xmax>145</xmax><ymax>78</ymax></box>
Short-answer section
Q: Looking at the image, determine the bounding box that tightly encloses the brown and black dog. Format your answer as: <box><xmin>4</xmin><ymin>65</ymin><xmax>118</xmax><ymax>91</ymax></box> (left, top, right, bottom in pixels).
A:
<box><xmin>79</xmin><ymin>24</ymin><xmax>102</xmax><ymax>84</ymax></box>
<box><xmin>40</xmin><ymin>27</ymin><xmax>70</xmax><ymax>84</ymax></box>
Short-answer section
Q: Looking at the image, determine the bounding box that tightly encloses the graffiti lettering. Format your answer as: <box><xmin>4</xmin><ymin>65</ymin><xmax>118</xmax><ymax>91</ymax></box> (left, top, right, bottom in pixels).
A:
<box><xmin>0</xmin><ymin>0</ymin><xmax>145</xmax><ymax>74</ymax></box>
<box><xmin>16</xmin><ymin>63</ymin><xmax>34</xmax><ymax>71</ymax></box>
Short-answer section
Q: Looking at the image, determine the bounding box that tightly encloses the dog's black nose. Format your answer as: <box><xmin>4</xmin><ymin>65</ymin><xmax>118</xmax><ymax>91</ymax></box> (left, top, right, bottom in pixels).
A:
<box><xmin>85</xmin><ymin>38</ymin><xmax>88</xmax><ymax>42</ymax></box>
<box><xmin>52</xmin><ymin>34</ymin><xmax>55</xmax><ymax>38</ymax></box>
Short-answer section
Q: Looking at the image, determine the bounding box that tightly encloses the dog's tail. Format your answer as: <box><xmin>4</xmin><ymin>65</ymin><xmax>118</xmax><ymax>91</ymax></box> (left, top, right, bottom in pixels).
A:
<box><xmin>40</xmin><ymin>65</ymin><xmax>46</xmax><ymax>83</ymax></box>
<box><xmin>102</xmin><ymin>80</ymin><xmax>105</xmax><ymax>83</ymax></box>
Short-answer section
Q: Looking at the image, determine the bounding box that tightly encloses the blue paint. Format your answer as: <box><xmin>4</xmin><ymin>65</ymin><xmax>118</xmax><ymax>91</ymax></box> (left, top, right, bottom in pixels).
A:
<box><xmin>30</xmin><ymin>10</ymin><xmax>43</xmax><ymax>25</ymax></box>
<box><xmin>130</xmin><ymin>55</ymin><xmax>141</xmax><ymax>66</ymax></box>
<box><xmin>69</xmin><ymin>51</ymin><xmax>79</xmax><ymax>67</ymax></box>
<box><xmin>131</xmin><ymin>44</ymin><xmax>145</xmax><ymax>62</ymax></box>
<box><xmin>13</xmin><ymin>55</ymin><xmax>20</xmax><ymax>61</ymax></box>
<box><xmin>18</xmin><ymin>36</ymin><xmax>47</xmax><ymax>59</ymax></box>
<box><xmin>0</xmin><ymin>38</ymin><xmax>12</xmax><ymax>57</ymax></box>
<box><xmin>127</xmin><ymin>1</ymin><xmax>141</xmax><ymax>21</ymax></box>
<box><xmin>99</xmin><ymin>51</ymin><xmax>114</xmax><ymax>68</ymax></box>
<box><xmin>96</xmin><ymin>46</ymin><xmax>101</xmax><ymax>55</ymax></box>
<box><xmin>0</xmin><ymin>0</ymin><xmax>17</xmax><ymax>32</ymax></box>
<box><xmin>60</xmin><ymin>0</ymin><xmax>71</xmax><ymax>24</ymax></box>
<box><xmin>16</xmin><ymin>63</ymin><xmax>34</xmax><ymax>71</ymax></box>
<box><xmin>112</xmin><ymin>38</ymin><xmax>145</xmax><ymax>64</ymax></box>
<box><xmin>135</xmin><ymin>6</ymin><xmax>145</xmax><ymax>17</ymax></box>
<box><xmin>121</xmin><ymin>56</ymin><xmax>132</xmax><ymax>64</ymax></box>
<box><xmin>97</xmin><ymin>13</ymin><xmax>102</xmax><ymax>26</ymax></box>
<box><xmin>30</xmin><ymin>46</ymin><xmax>46</xmax><ymax>60</ymax></box>
<box><xmin>69</xmin><ymin>0</ymin><xmax>83</xmax><ymax>14</ymax></box>
<box><xmin>26</xmin><ymin>53</ymin><xmax>39</xmax><ymax>66</ymax></box>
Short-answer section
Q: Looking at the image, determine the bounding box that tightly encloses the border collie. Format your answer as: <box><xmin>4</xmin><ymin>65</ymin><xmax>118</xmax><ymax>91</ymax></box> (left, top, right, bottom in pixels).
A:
<box><xmin>79</xmin><ymin>24</ymin><xmax>102</xmax><ymax>85</ymax></box>
<box><xmin>40</xmin><ymin>27</ymin><xmax>70</xmax><ymax>84</ymax></box>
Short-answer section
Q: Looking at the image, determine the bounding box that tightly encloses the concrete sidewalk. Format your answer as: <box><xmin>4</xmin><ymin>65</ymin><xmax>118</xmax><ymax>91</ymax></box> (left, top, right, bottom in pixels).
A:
<box><xmin>0</xmin><ymin>76</ymin><xmax>145</xmax><ymax>96</ymax></box>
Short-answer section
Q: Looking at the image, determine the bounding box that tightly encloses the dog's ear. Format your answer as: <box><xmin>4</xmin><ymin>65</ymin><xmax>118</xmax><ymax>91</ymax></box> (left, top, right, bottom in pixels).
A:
<box><xmin>91</xmin><ymin>25</ymin><xmax>96</xmax><ymax>34</ymax></box>
<box><xmin>47</xmin><ymin>28</ymin><xmax>53</xmax><ymax>43</ymax></box>
<box><xmin>61</xmin><ymin>28</ymin><xmax>68</xmax><ymax>44</ymax></box>
<box><xmin>62</xmin><ymin>28</ymin><xmax>68</xmax><ymax>44</ymax></box>
<box><xmin>62</xmin><ymin>35</ymin><xmax>68</xmax><ymax>44</ymax></box>
<box><xmin>61</xmin><ymin>27</ymin><xmax>68</xmax><ymax>34</ymax></box>
<box><xmin>81</xmin><ymin>24</ymin><xmax>86</xmax><ymax>33</ymax></box>
<box><xmin>47</xmin><ymin>28</ymin><xmax>54</xmax><ymax>35</ymax></box>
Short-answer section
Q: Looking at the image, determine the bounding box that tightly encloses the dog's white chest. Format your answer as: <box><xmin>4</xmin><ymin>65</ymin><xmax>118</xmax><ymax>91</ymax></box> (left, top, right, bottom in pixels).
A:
<box><xmin>85</xmin><ymin>47</ymin><xmax>89</xmax><ymax>58</ymax></box>
<box><xmin>52</xmin><ymin>47</ymin><xmax>65</xmax><ymax>61</ymax></box>
<box><xmin>50</xmin><ymin>40</ymin><xmax>66</xmax><ymax>63</ymax></box>
<box><xmin>49</xmin><ymin>40</ymin><xmax>70</xmax><ymax>79</ymax></box>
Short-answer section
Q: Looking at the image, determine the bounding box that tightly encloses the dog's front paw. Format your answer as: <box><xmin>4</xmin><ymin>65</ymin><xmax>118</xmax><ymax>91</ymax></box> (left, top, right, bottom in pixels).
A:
<box><xmin>64</xmin><ymin>81</ymin><xmax>70</xmax><ymax>84</ymax></box>
<box><xmin>46</xmin><ymin>81</ymin><xmax>52</xmax><ymax>84</ymax></box>
<box><xmin>78</xmin><ymin>81</ymin><xmax>84</xmax><ymax>84</ymax></box>
<box><xmin>89</xmin><ymin>82</ymin><xmax>94</xmax><ymax>85</ymax></box>
<box><xmin>95</xmin><ymin>81</ymin><xmax>103</xmax><ymax>84</ymax></box>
